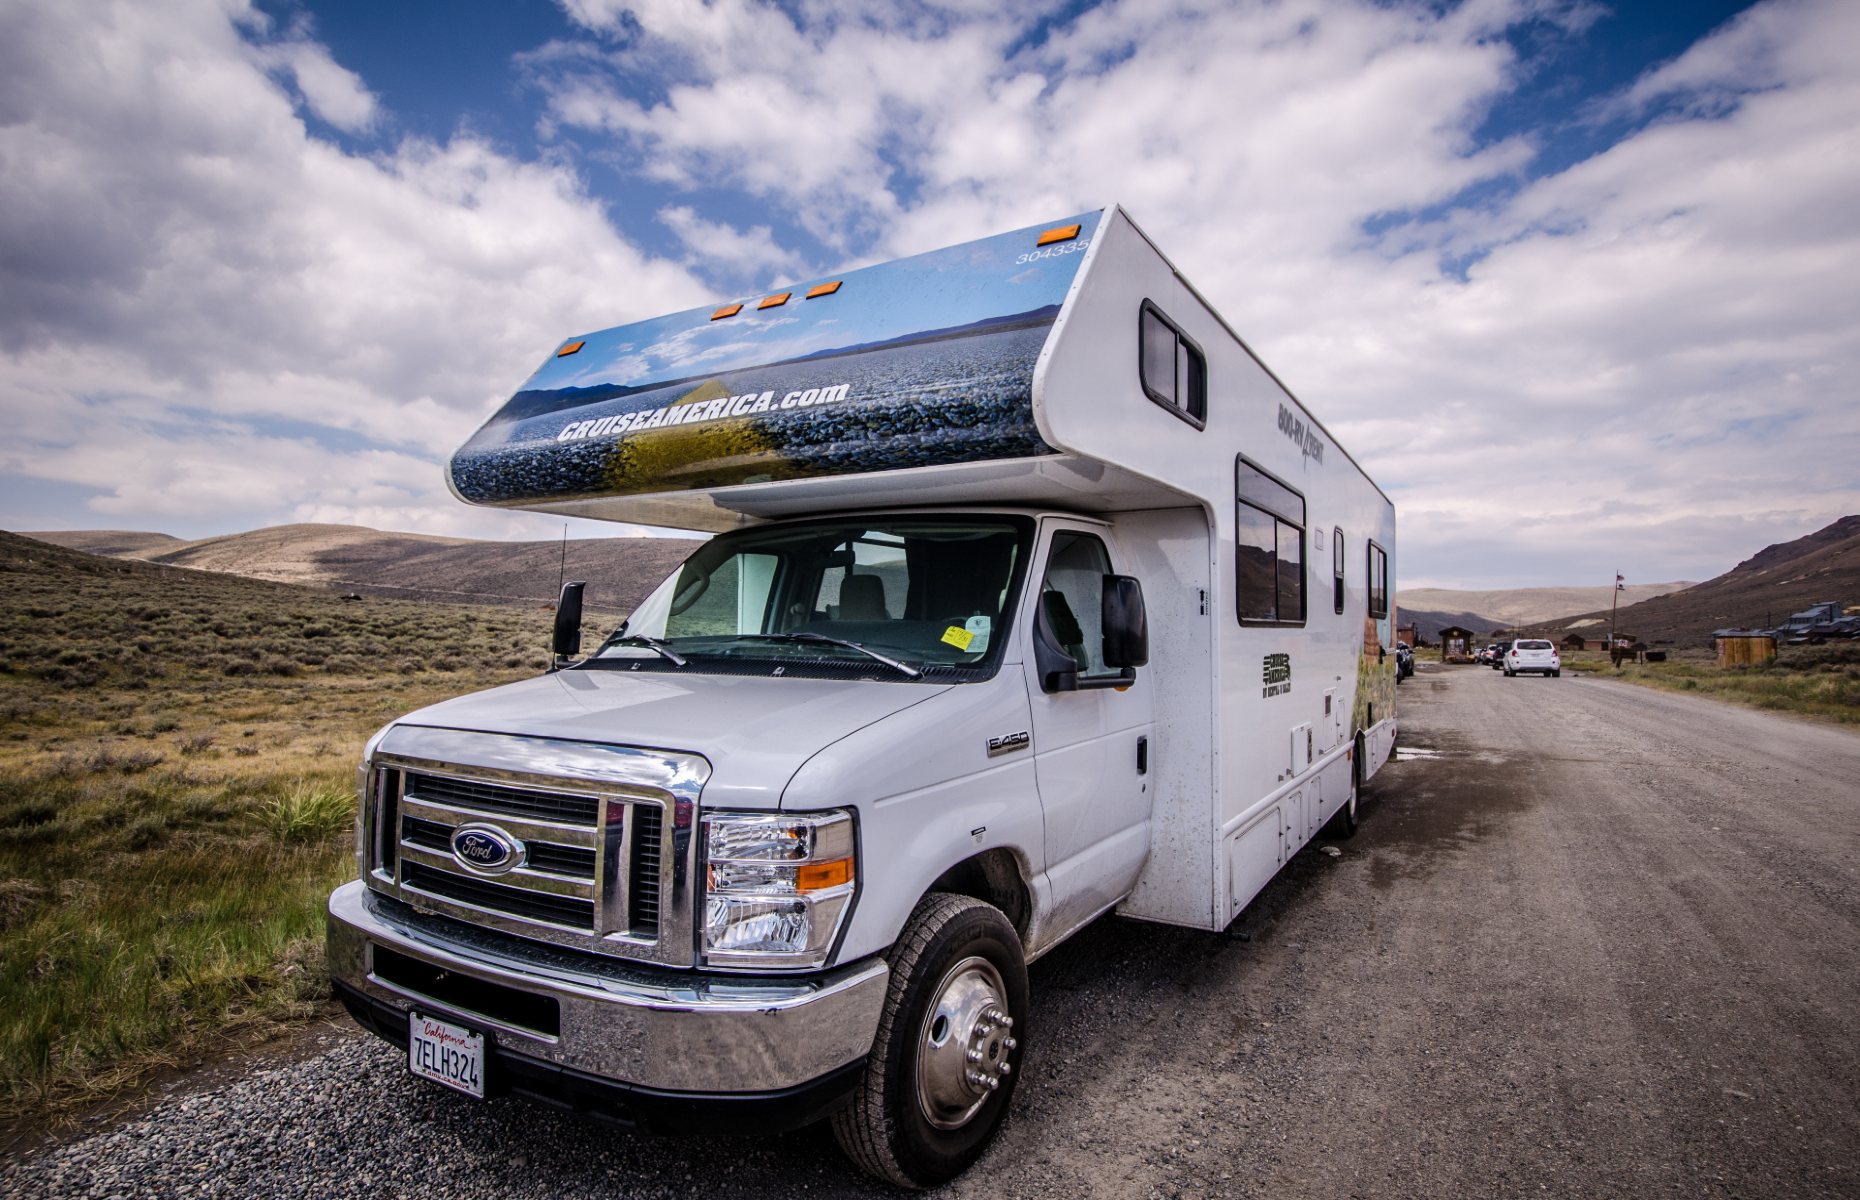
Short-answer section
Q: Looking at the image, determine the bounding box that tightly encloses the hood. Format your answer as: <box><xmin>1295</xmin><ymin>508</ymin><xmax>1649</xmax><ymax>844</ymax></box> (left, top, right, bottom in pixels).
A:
<box><xmin>391</xmin><ymin>668</ymin><xmax>951</xmax><ymax>810</ymax></box>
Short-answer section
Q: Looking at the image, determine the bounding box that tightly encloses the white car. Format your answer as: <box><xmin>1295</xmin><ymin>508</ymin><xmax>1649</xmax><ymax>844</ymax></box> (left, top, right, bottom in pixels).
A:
<box><xmin>1505</xmin><ymin>639</ymin><xmax>1560</xmax><ymax>677</ymax></box>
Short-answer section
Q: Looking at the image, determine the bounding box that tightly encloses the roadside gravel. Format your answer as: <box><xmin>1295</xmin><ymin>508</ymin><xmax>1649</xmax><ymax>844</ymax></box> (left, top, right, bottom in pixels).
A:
<box><xmin>7</xmin><ymin>664</ymin><xmax>1858</xmax><ymax>1198</ymax></box>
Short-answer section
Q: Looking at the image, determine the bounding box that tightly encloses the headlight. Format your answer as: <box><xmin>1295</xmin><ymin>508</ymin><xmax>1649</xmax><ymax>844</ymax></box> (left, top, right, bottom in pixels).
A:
<box><xmin>701</xmin><ymin>810</ymin><xmax>856</xmax><ymax>969</ymax></box>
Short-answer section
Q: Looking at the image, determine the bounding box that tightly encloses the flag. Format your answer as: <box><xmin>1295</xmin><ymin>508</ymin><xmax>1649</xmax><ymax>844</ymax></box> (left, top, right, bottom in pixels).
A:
<box><xmin>1615</xmin><ymin>573</ymin><xmax>1626</xmax><ymax>591</ymax></box>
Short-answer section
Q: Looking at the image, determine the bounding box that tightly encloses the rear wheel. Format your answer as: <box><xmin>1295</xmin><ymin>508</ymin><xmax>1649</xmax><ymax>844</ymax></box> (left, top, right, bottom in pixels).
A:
<box><xmin>831</xmin><ymin>893</ymin><xmax>1028</xmax><ymax>1189</ymax></box>
<box><xmin>1552</xmin><ymin>669</ymin><xmax>1561</xmax><ymax>677</ymax></box>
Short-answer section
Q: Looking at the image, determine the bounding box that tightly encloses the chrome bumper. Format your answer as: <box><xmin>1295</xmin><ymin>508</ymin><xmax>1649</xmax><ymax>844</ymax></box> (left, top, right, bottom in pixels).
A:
<box><xmin>327</xmin><ymin>880</ymin><xmax>887</xmax><ymax>1093</ymax></box>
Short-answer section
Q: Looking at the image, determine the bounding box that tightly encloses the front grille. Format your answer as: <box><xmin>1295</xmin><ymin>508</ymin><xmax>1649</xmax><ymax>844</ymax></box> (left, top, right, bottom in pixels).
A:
<box><xmin>372</xmin><ymin>768</ymin><xmax>669</xmax><ymax>950</ymax></box>
<box><xmin>405</xmin><ymin>772</ymin><xmax>600</xmax><ymax>825</ymax></box>
<box><xmin>402</xmin><ymin>861</ymin><xmax>597</xmax><ymax>929</ymax></box>
<box><xmin>628</xmin><ymin>805</ymin><xmax>663</xmax><ymax>933</ymax></box>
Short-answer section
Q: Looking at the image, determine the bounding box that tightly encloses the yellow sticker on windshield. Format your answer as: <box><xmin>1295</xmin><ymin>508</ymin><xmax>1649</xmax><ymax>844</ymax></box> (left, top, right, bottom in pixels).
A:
<box><xmin>941</xmin><ymin>626</ymin><xmax>975</xmax><ymax>651</ymax></box>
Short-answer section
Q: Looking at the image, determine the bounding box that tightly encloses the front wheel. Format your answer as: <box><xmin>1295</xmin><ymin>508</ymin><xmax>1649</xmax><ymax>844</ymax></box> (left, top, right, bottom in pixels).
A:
<box><xmin>832</xmin><ymin>893</ymin><xmax>1028</xmax><ymax>1189</ymax></box>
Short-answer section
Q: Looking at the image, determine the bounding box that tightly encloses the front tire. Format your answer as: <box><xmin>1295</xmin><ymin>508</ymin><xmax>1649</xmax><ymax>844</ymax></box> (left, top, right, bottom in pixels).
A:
<box><xmin>831</xmin><ymin>893</ymin><xmax>1028</xmax><ymax>1189</ymax></box>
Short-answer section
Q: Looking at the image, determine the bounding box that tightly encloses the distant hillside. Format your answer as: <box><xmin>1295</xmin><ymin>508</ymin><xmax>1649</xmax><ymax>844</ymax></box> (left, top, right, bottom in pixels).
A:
<box><xmin>25</xmin><ymin>523</ymin><xmax>700</xmax><ymax>614</ymax></box>
<box><xmin>1518</xmin><ymin>515</ymin><xmax>1860</xmax><ymax>646</ymax></box>
<box><xmin>1398</xmin><ymin>581</ymin><xmax>1694</xmax><ymax>629</ymax></box>
<box><xmin>31</xmin><ymin>529</ymin><xmax>185</xmax><ymax>557</ymax></box>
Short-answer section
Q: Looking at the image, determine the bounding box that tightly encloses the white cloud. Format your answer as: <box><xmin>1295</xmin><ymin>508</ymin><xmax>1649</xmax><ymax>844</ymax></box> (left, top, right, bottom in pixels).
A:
<box><xmin>657</xmin><ymin>205</ymin><xmax>809</xmax><ymax>286</ymax></box>
<box><xmin>251</xmin><ymin>37</ymin><xmax>380</xmax><ymax>133</ymax></box>
<box><xmin>2</xmin><ymin>0</ymin><xmax>1856</xmax><ymax>588</ymax></box>
<box><xmin>0</xmin><ymin>0</ymin><xmax>708</xmax><ymax>539</ymax></box>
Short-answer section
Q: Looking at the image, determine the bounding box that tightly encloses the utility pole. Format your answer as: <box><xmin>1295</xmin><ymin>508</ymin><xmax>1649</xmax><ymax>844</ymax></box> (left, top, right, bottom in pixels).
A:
<box><xmin>1610</xmin><ymin>571</ymin><xmax>1624</xmax><ymax>651</ymax></box>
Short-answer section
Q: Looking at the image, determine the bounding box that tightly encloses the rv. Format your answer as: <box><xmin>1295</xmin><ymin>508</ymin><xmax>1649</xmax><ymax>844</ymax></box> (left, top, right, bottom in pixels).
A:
<box><xmin>327</xmin><ymin>206</ymin><xmax>1397</xmax><ymax>1188</ymax></box>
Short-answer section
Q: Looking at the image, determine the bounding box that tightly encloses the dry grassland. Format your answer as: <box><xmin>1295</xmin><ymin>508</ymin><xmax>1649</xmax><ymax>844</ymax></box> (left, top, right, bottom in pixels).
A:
<box><xmin>0</xmin><ymin>533</ymin><xmax>600</xmax><ymax>1124</ymax></box>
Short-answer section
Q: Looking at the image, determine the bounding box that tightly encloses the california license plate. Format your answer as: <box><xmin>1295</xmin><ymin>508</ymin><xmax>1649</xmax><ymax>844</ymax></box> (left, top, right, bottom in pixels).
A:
<box><xmin>408</xmin><ymin>1012</ymin><xmax>485</xmax><ymax>1099</ymax></box>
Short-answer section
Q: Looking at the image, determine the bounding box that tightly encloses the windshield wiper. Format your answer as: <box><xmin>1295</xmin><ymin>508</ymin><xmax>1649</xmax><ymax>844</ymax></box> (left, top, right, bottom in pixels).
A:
<box><xmin>736</xmin><ymin>633</ymin><xmax>922</xmax><ymax>679</ymax></box>
<box><xmin>602</xmin><ymin>634</ymin><xmax>688</xmax><ymax>667</ymax></box>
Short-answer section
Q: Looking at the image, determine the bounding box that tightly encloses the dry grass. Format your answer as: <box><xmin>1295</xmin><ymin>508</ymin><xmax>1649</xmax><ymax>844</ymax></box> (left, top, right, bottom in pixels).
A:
<box><xmin>1563</xmin><ymin>644</ymin><xmax>1860</xmax><ymax>724</ymax></box>
<box><xmin>0</xmin><ymin>532</ymin><xmax>617</xmax><ymax>1123</ymax></box>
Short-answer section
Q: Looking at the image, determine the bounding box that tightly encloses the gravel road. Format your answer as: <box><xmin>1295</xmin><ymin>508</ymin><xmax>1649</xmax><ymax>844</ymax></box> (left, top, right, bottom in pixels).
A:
<box><xmin>8</xmin><ymin>664</ymin><xmax>1858</xmax><ymax>1197</ymax></box>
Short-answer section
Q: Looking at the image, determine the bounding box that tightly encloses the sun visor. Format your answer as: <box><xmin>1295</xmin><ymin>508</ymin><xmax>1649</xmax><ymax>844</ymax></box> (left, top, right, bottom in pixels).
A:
<box><xmin>449</xmin><ymin>212</ymin><xmax>1102</xmax><ymax>511</ymax></box>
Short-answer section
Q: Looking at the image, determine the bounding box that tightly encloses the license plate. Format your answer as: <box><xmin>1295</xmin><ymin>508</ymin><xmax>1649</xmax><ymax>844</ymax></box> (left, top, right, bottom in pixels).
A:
<box><xmin>409</xmin><ymin>1012</ymin><xmax>485</xmax><ymax>1099</ymax></box>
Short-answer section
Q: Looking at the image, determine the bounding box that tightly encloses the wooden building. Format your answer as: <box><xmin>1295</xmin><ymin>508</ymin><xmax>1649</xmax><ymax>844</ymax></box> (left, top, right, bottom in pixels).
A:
<box><xmin>1438</xmin><ymin>625</ymin><xmax>1476</xmax><ymax>662</ymax></box>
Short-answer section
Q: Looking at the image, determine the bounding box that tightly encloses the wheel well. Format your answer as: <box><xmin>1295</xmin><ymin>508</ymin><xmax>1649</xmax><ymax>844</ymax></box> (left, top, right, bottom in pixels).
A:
<box><xmin>927</xmin><ymin>850</ymin><xmax>1030</xmax><ymax>939</ymax></box>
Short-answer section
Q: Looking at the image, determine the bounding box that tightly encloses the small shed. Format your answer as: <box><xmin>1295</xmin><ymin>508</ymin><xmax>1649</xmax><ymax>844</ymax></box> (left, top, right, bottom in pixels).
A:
<box><xmin>1438</xmin><ymin>625</ymin><xmax>1476</xmax><ymax>663</ymax></box>
<box><xmin>1714</xmin><ymin>631</ymin><xmax>1777</xmax><ymax>667</ymax></box>
<box><xmin>1396</xmin><ymin>623</ymin><xmax>1417</xmax><ymax>649</ymax></box>
<box><xmin>1561</xmin><ymin>633</ymin><xmax>1589</xmax><ymax>651</ymax></box>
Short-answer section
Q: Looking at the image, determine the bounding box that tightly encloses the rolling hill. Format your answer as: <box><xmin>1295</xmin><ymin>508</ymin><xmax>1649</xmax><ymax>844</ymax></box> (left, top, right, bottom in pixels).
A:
<box><xmin>1397</xmin><ymin>582</ymin><xmax>1694</xmax><ymax>632</ymax></box>
<box><xmin>1520</xmin><ymin>515</ymin><xmax>1860</xmax><ymax>646</ymax></box>
<box><xmin>26</xmin><ymin>523</ymin><xmax>699</xmax><ymax>614</ymax></box>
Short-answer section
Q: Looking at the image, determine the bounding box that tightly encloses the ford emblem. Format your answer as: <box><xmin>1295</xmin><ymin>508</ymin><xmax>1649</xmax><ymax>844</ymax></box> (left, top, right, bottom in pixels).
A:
<box><xmin>450</xmin><ymin>824</ymin><xmax>524</xmax><ymax>875</ymax></box>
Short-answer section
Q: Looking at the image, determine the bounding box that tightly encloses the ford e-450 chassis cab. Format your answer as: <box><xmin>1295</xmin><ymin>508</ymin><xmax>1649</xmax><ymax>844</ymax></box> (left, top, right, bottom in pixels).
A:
<box><xmin>327</xmin><ymin>206</ymin><xmax>1397</xmax><ymax>1188</ymax></box>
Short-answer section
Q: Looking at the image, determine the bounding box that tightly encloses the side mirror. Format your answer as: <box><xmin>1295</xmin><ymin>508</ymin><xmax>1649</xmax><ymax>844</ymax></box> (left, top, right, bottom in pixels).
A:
<box><xmin>552</xmin><ymin>581</ymin><xmax>586</xmax><ymax>667</ymax></box>
<box><xmin>1102</xmin><ymin>575</ymin><xmax>1149</xmax><ymax>668</ymax></box>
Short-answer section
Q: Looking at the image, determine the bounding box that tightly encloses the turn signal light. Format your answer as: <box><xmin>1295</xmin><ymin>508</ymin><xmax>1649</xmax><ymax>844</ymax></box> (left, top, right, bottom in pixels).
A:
<box><xmin>796</xmin><ymin>858</ymin><xmax>853</xmax><ymax>891</ymax></box>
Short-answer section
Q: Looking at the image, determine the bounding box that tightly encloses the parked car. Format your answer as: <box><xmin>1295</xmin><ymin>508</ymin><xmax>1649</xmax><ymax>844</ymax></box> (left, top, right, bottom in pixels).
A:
<box><xmin>1488</xmin><ymin>640</ymin><xmax>1513</xmax><ymax>668</ymax></box>
<box><xmin>1396</xmin><ymin>641</ymin><xmax>1414</xmax><ymax>681</ymax></box>
<box><xmin>1505</xmin><ymin>639</ymin><xmax>1561</xmax><ymax>677</ymax></box>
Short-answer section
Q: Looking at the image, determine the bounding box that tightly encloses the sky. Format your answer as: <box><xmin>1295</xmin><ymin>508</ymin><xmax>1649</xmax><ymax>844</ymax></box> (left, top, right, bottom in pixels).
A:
<box><xmin>2</xmin><ymin>0</ymin><xmax>1856</xmax><ymax>590</ymax></box>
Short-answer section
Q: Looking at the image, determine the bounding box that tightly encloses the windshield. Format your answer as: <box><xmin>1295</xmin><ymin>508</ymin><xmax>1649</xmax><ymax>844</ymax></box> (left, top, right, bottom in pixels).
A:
<box><xmin>593</xmin><ymin>516</ymin><xmax>1033</xmax><ymax>678</ymax></box>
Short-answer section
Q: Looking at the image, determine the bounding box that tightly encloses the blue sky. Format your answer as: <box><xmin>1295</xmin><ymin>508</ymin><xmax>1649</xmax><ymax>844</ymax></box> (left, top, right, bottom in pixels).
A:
<box><xmin>3</xmin><ymin>0</ymin><xmax>1856</xmax><ymax>589</ymax></box>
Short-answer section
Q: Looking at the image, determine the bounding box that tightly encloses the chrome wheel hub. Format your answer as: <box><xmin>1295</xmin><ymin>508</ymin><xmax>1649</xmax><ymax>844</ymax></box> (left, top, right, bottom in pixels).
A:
<box><xmin>915</xmin><ymin>955</ymin><xmax>1016</xmax><ymax>1130</ymax></box>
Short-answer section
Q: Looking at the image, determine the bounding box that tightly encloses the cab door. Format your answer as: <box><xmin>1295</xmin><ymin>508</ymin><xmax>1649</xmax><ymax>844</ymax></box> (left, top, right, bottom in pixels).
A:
<box><xmin>1020</xmin><ymin>521</ymin><xmax>1155</xmax><ymax>933</ymax></box>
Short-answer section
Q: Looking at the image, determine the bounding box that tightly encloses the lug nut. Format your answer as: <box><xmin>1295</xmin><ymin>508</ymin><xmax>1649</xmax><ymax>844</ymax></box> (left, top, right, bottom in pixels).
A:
<box><xmin>967</xmin><ymin>1048</ymin><xmax>983</xmax><ymax>1063</ymax></box>
<box><xmin>1003</xmin><ymin>1036</ymin><xmax>1018</xmax><ymax>1051</ymax></box>
<box><xmin>998</xmin><ymin>1061</ymin><xmax>1012</xmax><ymax>1075</ymax></box>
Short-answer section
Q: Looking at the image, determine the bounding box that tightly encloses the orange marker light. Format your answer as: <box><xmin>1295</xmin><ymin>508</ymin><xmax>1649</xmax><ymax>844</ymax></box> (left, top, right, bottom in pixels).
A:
<box><xmin>796</xmin><ymin>858</ymin><xmax>853</xmax><ymax>891</ymax></box>
<box><xmin>556</xmin><ymin>340</ymin><xmax>585</xmax><ymax>357</ymax></box>
<box><xmin>806</xmin><ymin>281</ymin><xmax>842</xmax><ymax>298</ymax></box>
<box><xmin>711</xmin><ymin>303</ymin><xmax>743</xmax><ymax>320</ymax></box>
<box><xmin>758</xmin><ymin>292</ymin><xmax>791</xmax><ymax>310</ymax></box>
<box><xmin>1037</xmin><ymin>223</ymin><xmax>1081</xmax><ymax>246</ymax></box>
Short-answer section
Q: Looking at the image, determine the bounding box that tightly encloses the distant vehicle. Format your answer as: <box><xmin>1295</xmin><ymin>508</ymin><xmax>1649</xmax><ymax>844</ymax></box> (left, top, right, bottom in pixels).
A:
<box><xmin>1488</xmin><ymin>640</ymin><xmax>1513</xmax><ymax>669</ymax></box>
<box><xmin>1505</xmin><ymin>639</ymin><xmax>1560</xmax><ymax>677</ymax></box>
<box><xmin>1396</xmin><ymin>642</ymin><xmax>1414</xmax><ymax>681</ymax></box>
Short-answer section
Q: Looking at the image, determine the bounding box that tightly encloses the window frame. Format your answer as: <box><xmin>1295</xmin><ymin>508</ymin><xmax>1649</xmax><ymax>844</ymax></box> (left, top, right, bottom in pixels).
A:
<box><xmin>1367</xmin><ymin>539</ymin><xmax>1389</xmax><ymax>620</ymax></box>
<box><xmin>1234</xmin><ymin>455</ymin><xmax>1307</xmax><ymax>628</ymax></box>
<box><xmin>1137</xmin><ymin>299</ymin><xmax>1208</xmax><ymax>429</ymax></box>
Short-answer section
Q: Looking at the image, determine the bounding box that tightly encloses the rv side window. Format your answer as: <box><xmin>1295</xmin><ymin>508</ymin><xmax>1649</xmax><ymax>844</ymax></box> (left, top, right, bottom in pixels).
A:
<box><xmin>1235</xmin><ymin>458</ymin><xmax>1305</xmax><ymax>625</ymax></box>
<box><xmin>1138</xmin><ymin>301</ymin><xmax>1207</xmax><ymax>428</ymax></box>
<box><xmin>1367</xmin><ymin>541</ymin><xmax>1388</xmax><ymax>619</ymax></box>
<box><xmin>1333</xmin><ymin>526</ymin><xmax>1345</xmax><ymax>614</ymax></box>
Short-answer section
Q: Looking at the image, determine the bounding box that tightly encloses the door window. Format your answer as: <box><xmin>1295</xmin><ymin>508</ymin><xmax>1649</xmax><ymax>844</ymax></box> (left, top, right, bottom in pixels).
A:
<box><xmin>1039</xmin><ymin>532</ymin><xmax>1117</xmax><ymax>680</ymax></box>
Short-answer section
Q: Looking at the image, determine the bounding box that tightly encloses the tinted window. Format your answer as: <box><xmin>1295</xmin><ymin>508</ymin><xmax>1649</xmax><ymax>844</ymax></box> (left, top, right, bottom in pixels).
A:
<box><xmin>1332</xmin><ymin>526</ymin><xmax>1344</xmax><ymax>614</ymax></box>
<box><xmin>1139</xmin><ymin>302</ymin><xmax>1207</xmax><ymax>427</ymax></box>
<box><xmin>1367</xmin><ymin>541</ymin><xmax>1388</xmax><ymax>620</ymax></box>
<box><xmin>1236</xmin><ymin>458</ymin><xmax>1304</xmax><ymax>625</ymax></box>
<box><xmin>1517</xmin><ymin>640</ymin><xmax>1554</xmax><ymax>650</ymax></box>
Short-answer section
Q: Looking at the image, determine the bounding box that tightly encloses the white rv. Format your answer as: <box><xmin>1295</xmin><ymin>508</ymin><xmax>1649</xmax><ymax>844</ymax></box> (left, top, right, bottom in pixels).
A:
<box><xmin>327</xmin><ymin>206</ymin><xmax>1397</xmax><ymax>1188</ymax></box>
